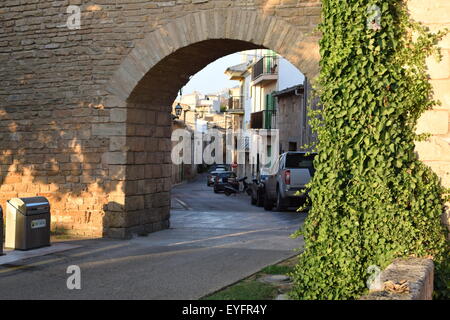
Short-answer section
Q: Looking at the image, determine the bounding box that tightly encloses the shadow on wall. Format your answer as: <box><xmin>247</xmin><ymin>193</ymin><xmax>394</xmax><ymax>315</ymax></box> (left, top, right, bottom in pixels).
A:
<box><xmin>0</xmin><ymin>38</ymin><xmax>295</xmax><ymax>238</ymax></box>
<box><xmin>102</xmin><ymin>202</ymin><xmax>170</xmax><ymax>239</ymax></box>
<box><xmin>0</xmin><ymin>100</ymin><xmax>115</xmax><ymax>237</ymax></box>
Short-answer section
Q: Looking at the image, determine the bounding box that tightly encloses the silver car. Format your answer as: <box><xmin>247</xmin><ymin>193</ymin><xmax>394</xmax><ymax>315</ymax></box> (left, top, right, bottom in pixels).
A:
<box><xmin>263</xmin><ymin>152</ymin><xmax>316</xmax><ymax>211</ymax></box>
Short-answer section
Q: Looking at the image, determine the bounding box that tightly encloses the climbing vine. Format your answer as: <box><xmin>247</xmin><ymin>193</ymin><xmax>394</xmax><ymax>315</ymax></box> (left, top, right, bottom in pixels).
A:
<box><xmin>291</xmin><ymin>0</ymin><xmax>450</xmax><ymax>299</ymax></box>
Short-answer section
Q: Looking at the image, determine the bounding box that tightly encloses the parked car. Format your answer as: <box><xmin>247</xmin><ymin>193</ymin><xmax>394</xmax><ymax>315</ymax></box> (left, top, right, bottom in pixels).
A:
<box><xmin>208</xmin><ymin>164</ymin><xmax>231</xmax><ymax>173</ymax></box>
<box><xmin>207</xmin><ymin>168</ymin><xmax>227</xmax><ymax>186</ymax></box>
<box><xmin>250</xmin><ymin>167</ymin><xmax>271</xmax><ymax>207</ymax></box>
<box><xmin>213</xmin><ymin>171</ymin><xmax>237</xmax><ymax>193</ymax></box>
<box><xmin>263</xmin><ymin>152</ymin><xmax>317</xmax><ymax>211</ymax></box>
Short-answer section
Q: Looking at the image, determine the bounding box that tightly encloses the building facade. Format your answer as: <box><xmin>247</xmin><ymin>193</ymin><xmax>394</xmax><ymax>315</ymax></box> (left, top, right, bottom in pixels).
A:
<box><xmin>272</xmin><ymin>83</ymin><xmax>316</xmax><ymax>154</ymax></box>
<box><xmin>225</xmin><ymin>49</ymin><xmax>307</xmax><ymax>179</ymax></box>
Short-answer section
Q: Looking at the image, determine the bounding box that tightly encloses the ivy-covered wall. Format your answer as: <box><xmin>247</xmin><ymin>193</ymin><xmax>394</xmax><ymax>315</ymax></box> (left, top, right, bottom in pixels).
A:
<box><xmin>409</xmin><ymin>0</ymin><xmax>450</xmax><ymax>231</ymax></box>
<box><xmin>291</xmin><ymin>0</ymin><xmax>450</xmax><ymax>300</ymax></box>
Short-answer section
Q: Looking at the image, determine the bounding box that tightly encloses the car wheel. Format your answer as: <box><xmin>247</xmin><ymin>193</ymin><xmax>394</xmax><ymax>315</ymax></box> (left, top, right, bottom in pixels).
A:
<box><xmin>275</xmin><ymin>187</ymin><xmax>287</xmax><ymax>212</ymax></box>
<box><xmin>256</xmin><ymin>190</ymin><xmax>264</xmax><ymax>207</ymax></box>
<box><xmin>251</xmin><ymin>191</ymin><xmax>257</xmax><ymax>205</ymax></box>
<box><xmin>214</xmin><ymin>187</ymin><xmax>219</xmax><ymax>193</ymax></box>
<box><xmin>263</xmin><ymin>193</ymin><xmax>273</xmax><ymax>211</ymax></box>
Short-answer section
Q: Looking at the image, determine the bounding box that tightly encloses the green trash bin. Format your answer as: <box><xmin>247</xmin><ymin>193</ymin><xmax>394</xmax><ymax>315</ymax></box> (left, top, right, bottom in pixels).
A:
<box><xmin>5</xmin><ymin>197</ymin><xmax>51</xmax><ymax>250</ymax></box>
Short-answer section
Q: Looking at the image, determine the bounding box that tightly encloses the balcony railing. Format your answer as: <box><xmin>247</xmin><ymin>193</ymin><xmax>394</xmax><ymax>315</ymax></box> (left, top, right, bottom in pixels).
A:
<box><xmin>250</xmin><ymin>109</ymin><xmax>277</xmax><ymax>129</ymax></box>
<box><xmin>252</xmin><ymin>56</ymin><xmax>278</xmax><ymax>82</ymax></box>
<box><xmin>227</xmin><ymin>96</ymin><xmax>244</xmax><ymax>112</ymax></box>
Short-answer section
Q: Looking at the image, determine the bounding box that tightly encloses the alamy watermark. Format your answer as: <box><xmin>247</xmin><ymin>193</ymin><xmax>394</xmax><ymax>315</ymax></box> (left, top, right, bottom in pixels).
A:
<box><xmin>63</xmin><ymin>5</ymin><xmax>81</xmax><ymax>30</ymax></box>
<box><xmin>366</xmin><ymin>265</ymin><xmax>382</xmax><ymax>291</ymax></box>
<box><xmin>66</xmin><ymin>265</ymin><xmax>81</xmax><ymax>290</ymax></box>
<box><xmin>367</xmin><ymin>5</ymin><xmax>382</xmax><ymax>31</ymax></box>
<box><xmin>171</xmin><ymin>129</ymin><xmax>279</xmax><ymax>168</ymax></box>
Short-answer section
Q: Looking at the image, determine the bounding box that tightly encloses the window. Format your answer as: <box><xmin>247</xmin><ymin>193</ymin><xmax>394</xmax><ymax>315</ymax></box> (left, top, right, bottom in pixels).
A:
<box><xmin>285</xmin><ymin>154</ymin><xmax>316</xmax><ymax>175</ymax></box>
<box><xmin>289</xmin><ymin>142</ymin><xmax>297</xmax><ymax>151</ymax></box>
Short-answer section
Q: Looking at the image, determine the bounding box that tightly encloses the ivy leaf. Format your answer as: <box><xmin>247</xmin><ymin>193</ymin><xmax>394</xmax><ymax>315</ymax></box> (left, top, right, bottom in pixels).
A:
<box><xmin>346</xmin><ymin>148</ymin><xmax>354</xmax><ymax>160</ymax></box>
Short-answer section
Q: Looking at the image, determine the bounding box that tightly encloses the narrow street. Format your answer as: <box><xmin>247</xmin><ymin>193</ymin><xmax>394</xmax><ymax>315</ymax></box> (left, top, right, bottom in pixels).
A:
<box><xmin>0</xmin><ymin>175</ymin><xmax>306</xmax><ymax>300</ymax></box>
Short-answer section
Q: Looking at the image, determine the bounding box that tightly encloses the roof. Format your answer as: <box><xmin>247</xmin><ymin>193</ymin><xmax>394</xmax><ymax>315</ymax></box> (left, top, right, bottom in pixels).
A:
<box><xmin>272</xmin><ymin>84</ymin><xmax>304</xmax><ymax>97</ymax></box>
<box><xmin>224</xmin><ymin>63</ymin><xmax>248</xmax><ymax>80</ymax></box>
<box><xmin>225</xmin><ymin>62</ymin><xmax>247</xmax><ymax>73</ymax></box>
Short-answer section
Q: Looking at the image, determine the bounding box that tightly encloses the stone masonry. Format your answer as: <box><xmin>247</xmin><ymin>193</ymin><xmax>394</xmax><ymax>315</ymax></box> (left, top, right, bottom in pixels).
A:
<box><xmin>0</xmin><ymin>0</ymin><xmax>448</xmax><ymax>238</ymax></box>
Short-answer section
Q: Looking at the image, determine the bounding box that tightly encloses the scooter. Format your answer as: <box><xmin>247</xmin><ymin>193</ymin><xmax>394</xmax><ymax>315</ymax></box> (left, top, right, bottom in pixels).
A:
<box><xmin>224</xmin><ymin>177</ymin><xmax>252</xmax><ymax>196</ymax></box>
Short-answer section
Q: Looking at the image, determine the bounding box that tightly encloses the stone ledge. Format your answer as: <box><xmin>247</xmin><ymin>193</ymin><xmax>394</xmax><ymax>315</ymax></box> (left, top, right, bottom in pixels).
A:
<box><xmin>361</xmin><ymin>258</ymin><xmax>434</xmax><ymax>300</ymax></box>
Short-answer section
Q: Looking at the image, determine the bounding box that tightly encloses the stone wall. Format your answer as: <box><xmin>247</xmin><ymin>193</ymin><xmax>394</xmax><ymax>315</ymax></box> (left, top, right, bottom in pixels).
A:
<box><xmin>361</xmin><ymin>258</ymin><xmax>434</xmax><ymax>300</ymax></box>
<box><xmin>171</xmin><ymin>119</ymin><xmax>197</xmax><ymax>186</ymax></box>
<box><xmin>0</xmin><ymin>0</ymin><xmax>321</xmax><ymax>237</ymax></box>
<box><xmin>274</xmin><ymin>87</ymin><xmax>311</xmax><ymax>153</ymax></box>
<box><xmin>409</xmin><ymin>0</ymin><xmax>450</xmax><ymax>231</ymax></box>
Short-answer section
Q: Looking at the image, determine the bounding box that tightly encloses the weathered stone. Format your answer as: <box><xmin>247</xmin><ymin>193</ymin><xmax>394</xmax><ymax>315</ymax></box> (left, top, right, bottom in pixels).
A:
<box><xmin>361</xmin><ymin>258</ymin><xmax>434</xmax><ymax>300</ymax></box>
<box><xmin>416</xmin><ymin>110</ymin><xmax>449</xmax><ymax>135</ymax></box>
<box><xmin>426</xmin><ymin>50</ymin><xmax>450</xmax><ymax>80</ymax></box>
<box><xmin>259</xmin><ymin>274</ymin><xmax>291</xmax><ymax>284</ymax></box>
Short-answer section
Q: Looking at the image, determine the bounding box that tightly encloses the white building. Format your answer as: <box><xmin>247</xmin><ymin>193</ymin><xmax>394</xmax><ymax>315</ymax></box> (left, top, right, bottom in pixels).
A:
<box><xmin>178</xmin><ymin>91</ymin><xmax>221</xmax><ymax>114</ymax></box>
<box><xmin>225</xmin><ymin>49</ymin><xmax>305</xmax><ymax>179</ymax></box>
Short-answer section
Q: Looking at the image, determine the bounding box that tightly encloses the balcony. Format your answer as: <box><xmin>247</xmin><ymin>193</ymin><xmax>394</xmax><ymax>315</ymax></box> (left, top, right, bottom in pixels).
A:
<box><xmin>251</xmin><ymin>56</ymin><xmax>278</xmax><ymax>86</ymax></box>
<box><xmin>250</xmin><ymin>109</ymin><xmax>277</xmax><ymax>130</ymax></box>
<box><xmin>227</xmin><ymin>96</ymin><xmax>244</xmax><ymax>114</ymax></box>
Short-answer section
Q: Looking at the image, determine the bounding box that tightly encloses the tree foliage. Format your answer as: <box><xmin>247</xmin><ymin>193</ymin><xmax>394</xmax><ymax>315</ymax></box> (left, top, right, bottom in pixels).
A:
<box><xmin>291</xmin><ymin>0</ymin><xmax>450</xmax><ymax>300</ymax></box>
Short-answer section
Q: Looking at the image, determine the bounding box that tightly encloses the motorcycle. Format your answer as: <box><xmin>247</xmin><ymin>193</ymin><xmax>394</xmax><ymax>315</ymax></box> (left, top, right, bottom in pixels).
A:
<box><xmin>224</xmin><ymin>177</ymin><xmax>252</xmax><ymax>197</ymax></box>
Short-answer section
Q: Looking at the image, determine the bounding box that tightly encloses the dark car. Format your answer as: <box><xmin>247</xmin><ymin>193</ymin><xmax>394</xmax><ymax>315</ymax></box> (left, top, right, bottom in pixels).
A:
<box><xmin>207</xmin><ymin>168</ymin><xmax>227</xmax><ymax>186</ymax></box>
<box><xmin>250</xmin><ymin>167</ymin><xmax>271</xmax><ymax>207</ymax></box>
<box><xmin>213</xmin><ymin>171</ymin><xmax>237</xmax><ymax>193</ymax></box>
<box><xmin>208</xmin><ymin>164</ymin><xmax>231</xmax><ymax>173</ymax></box>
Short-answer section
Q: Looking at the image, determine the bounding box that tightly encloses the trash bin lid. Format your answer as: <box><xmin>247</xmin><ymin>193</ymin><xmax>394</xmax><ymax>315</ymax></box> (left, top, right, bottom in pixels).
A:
<box><xmin>8</xmin><ymin>197</ymin><xmax>50</xmax><ymax>215</ymax></box>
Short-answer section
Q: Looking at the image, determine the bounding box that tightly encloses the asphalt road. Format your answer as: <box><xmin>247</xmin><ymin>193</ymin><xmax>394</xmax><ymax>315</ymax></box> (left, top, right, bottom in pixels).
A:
<box><xmin>0</xmin><ymin>174</ymin><xmax>306</xmax><ymax>300</ymax></box>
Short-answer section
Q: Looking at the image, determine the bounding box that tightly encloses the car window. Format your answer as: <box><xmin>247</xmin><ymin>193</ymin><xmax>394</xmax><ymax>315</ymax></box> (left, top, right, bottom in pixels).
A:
<box><xmin>285</xmin><ymin>154</ymin><xmax>316</xmax><ymax>173</ymax></box>
<box><xmin>219</xmin><ymin>172</ymin><xmax>236</xmax><ymax>177</ymax></box>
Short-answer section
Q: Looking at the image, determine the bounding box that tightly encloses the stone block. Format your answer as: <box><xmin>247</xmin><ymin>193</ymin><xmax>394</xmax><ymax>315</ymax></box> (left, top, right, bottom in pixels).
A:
<box><xmin>408</xmin><ymin>0</ymin><xmax>450</xmax><ymax>24</ymax></box>
<box><xmin>426</xmin><ymin>49</ymin><xmax>450</xmax><ymax>80</ymax></box>
<box><xmin>110</xmin><ymin>108</ymin><xmax>127</xmax><ymax>122</ymax></box>
<box><xmin>430</xmin><ymin>80</ymin><xmax>450</xmax><ymax>109</ymax></box>
<box><xmin>109</xmin><ymin>136</ymin><xmax>127</xmax><ymax>152</ymax></box>
<box><xmin>415</xmin><ymin>136</ymin><xmax>450</xmax><ymax>161</ymax></box>
<box><xmin>102</xmin><ymin>152</ymin><xmax>128</xmax><ymax>165</ymax></box>
<box><xmin>92</xmin><ymin>123</ymin><xmax>126</xmax><ymax>136</ymax></box>
<box><xmin>361</xmin><ymin>258</ymin><xmax>434</xmax><ymax>300</ymax></box>
<box><xmin>416</xmin><ymin>110</ymin><xmax>449</xmax><ymax>135</ymax></box>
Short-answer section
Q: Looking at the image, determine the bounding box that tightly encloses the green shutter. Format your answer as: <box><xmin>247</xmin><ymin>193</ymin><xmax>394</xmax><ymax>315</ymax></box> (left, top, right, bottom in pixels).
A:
<box><xmin>265</xmin><ymin>94</ymin><xmax>275</xmax><ymax>129</ymax></box>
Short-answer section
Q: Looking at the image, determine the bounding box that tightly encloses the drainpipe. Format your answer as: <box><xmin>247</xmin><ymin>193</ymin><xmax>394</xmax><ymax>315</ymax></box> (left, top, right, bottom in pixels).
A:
<box><xmin>302</xmin><ymin>77</ymin><xmax>308</xmax><ymax>148</ymax></box>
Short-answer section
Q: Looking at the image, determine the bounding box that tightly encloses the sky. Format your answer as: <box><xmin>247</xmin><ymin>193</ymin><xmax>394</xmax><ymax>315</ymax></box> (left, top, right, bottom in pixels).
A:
<box><xmin>180</xmin><ymin>53</ymin><xmax>242</xmax><ymax>96</ymax></box>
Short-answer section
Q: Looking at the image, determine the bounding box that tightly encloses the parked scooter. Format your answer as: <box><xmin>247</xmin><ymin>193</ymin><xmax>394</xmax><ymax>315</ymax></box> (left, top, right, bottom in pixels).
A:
<box><xmin>224</xmin><ymin>177</ymin><xmax>252</xmax><ymax>196</ymax></box>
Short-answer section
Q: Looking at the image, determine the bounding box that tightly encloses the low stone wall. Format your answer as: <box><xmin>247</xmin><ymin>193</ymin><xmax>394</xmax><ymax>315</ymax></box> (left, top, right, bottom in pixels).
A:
<box><xmin>361</xmin><ymin>258</ymin><xmax>434</xmax><ymax>300</ymax></box>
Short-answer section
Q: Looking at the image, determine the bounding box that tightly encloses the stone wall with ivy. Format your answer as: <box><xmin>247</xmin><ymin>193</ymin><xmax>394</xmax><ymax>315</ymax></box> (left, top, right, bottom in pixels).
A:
<box><xmin>409</xmin><ymin>0</ymin><xmax>450</xmax><ymax>233</ymax></box>
<box><xmin>291</xmin><ymin>0</ymin><xmax>450</xmax><ymax>300</ymax></box>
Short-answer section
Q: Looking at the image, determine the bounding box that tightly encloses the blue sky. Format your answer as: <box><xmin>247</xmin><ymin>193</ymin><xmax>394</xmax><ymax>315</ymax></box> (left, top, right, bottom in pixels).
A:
<box><xmin>180</xmin><ymin>53</ymin><xmax>242</xmax><ymax>95</ymax></box>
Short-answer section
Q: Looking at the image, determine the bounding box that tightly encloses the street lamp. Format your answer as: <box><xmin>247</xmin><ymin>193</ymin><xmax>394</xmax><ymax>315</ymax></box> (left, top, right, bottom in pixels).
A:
<box><xmin>175</xmin><ymin>103</ymin><xmax>183</xmax><ymax>118</ymax></box>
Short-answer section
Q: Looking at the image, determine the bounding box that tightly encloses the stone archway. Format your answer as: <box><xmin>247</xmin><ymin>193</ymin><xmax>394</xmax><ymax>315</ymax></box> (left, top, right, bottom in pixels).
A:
<box><xmin>108</xmin><ymin>9</ymin><xmax>320</xmax><ymax>101</ymax></box>
<box><xmin>102</xmin><ymin>8</ymin><xmax>320</xmax><ymax>238</ymax></box>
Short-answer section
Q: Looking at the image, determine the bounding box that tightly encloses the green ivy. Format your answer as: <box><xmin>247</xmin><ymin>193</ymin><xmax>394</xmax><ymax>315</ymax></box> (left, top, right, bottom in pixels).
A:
<box><xmin>291</xmin><ymin>0</ymin><xmax>450</xmax><ymax>300</ymax></box>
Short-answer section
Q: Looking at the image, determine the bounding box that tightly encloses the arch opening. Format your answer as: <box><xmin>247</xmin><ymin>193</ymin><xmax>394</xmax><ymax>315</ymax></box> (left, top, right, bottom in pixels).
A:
<box><xmin>106</xmin><ymin>36</ymin><xmax>314</xmax><ymax>238</ymax></box>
